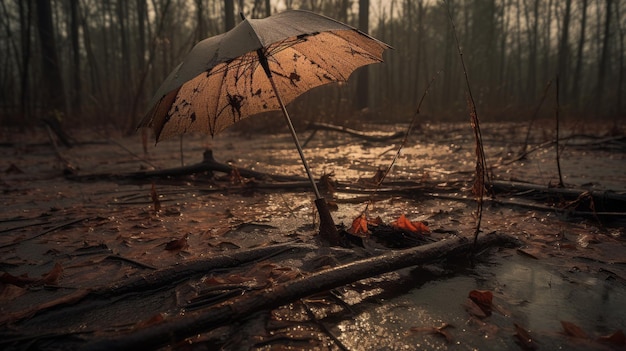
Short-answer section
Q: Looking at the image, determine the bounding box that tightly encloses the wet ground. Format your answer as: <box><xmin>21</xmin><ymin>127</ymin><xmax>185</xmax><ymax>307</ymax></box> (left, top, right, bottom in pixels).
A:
<box><xmin>1</xmin><ymin>120</ymin><xmax>625</xmax><ymax>350</ymax></box>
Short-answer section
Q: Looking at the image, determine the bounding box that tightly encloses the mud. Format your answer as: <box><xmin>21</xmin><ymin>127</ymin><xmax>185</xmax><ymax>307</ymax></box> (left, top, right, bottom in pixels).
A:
<box><xmin>1</xmin><ymin>121</ymin><xmax>625</xmax><ymax>350</ymax></box>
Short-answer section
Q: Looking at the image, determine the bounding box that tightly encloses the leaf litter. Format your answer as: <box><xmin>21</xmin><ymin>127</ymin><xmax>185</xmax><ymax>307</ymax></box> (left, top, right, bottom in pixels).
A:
<box><xmin>0</xmin><ymin>122</ymin><xmax>625</xmax><ymax>350</ymax></box>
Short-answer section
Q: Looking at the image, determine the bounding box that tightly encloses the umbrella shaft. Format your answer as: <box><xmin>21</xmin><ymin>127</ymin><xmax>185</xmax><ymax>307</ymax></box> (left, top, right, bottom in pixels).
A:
<box><xmin>265</xmin><ymin>73</ymin><xmax>323</xmax><ymax>200</ymax></box>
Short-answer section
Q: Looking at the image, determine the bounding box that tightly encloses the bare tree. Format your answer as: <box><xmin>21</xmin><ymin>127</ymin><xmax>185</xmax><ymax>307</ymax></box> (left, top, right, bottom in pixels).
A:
<box><xmin>596</xmin><ymin>0</ymin><xmax>613</xmax><ymax>108</ymax></box>
<box><xmin>557</xmin><ymin>0</ymin><xmax>572</xmax><ymax>104</ymax></box>
<box><xmin>34</xmin><ymin>0</ymin><xmax>66</xmax><ymax>118</ymax></box>
<box><xmin>572</xmin><ymin>0</ymin><xmax>588</xmax><ymax>107</ymax></box>
<box><xmin>225</xmin><ymin>0</ymin><xmax>235</xmax><ymax>30</ymax></box>
<box><xmin>355</xmin><ymin>0</ymin><xmax>369</xmax><ymax>109</ymax></box>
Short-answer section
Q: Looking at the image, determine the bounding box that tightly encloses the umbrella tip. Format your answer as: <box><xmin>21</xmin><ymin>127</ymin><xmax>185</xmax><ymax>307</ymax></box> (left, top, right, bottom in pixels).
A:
<box><xmin>239</xmin><ymin>12</ymin><xmax>245</xmax><ymax>20</ymax></box>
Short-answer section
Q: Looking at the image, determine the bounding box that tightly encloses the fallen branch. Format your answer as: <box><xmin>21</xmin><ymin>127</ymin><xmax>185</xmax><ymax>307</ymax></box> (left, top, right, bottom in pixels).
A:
<box><xmin>66</xmin><ymin>149</ymin><xmax>306</xmax><ymax>183</ymax></box>
<box><xmin>0</xmin><ymin>217</ymin><xmax>92</xmax><ymax>249</ymax></box>
<box><xmin>0</xmin><ymin>242</ymin><xmax>317</xmax><ymax>327</ymax></box>
<box><xmin>305</xmin><ymin>122</ymin><xmax>404</xmax><ymax>143</ymax></box>
<box><xmin>83</xmin><ymin>233</ymin><xmax>517</xmax><ymax>351</ymax></box>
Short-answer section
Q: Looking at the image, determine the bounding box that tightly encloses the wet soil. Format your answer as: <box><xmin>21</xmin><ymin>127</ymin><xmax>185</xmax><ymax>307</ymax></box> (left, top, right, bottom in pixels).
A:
<box><xmin>1</xmin><ymin>120</ymin><xmax>625</xmax><ymax>350</ymax></box>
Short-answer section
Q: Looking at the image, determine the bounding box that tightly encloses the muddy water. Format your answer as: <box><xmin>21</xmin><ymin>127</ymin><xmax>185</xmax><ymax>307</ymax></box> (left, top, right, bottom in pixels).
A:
<box><xmin>1</xmin><ymin>121</ymin><xmax>625</xmax><ymax>349</ymax></box>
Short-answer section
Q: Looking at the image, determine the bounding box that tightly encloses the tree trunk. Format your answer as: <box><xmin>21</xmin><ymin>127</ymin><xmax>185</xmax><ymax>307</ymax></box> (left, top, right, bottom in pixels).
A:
<box><xmin>595</xmin><ymin>0</ymin><xmax>613</xmax><ymax>111</ymax></box>
<box><xmin>18</xmin><ymin>0</ymin><xmax>33</xmax><ymax>130</ymax></box>
<box><xmin>557</xmin><ymin>0</ymin><xmax>572</xmax><ymax>104</ymax></box>
<box><xmin>34</xmin><ymin>0</ymin><xmax>66</xmax><ymax>118</ymax></box>
<box><xmin>355</xmin><ymin>0</ymin><xmax>370</xmax><ymax>110</ymax></box>
<box><xmin>195</xmin><ymin>0</ymin><xmax>206</xmax><ymax>42</ymax></box>
<box><xmin>572</xmin><ymin>0</ymin><xmax>588</xmax><ymax>108</ymax></box>
<box><xmin>264</xmin><ymin>0</ymin><xmax>271</xmax><ymax>17</ymax></box>
<box><xmin>224</xmin><ymin>0</ymin><xmax>235</xmax><ymax>31</ymax></box>
<box><xmin>69</xmin><ymin>0</ymin><xmax>81</xmax><ymax>120</ymax></box>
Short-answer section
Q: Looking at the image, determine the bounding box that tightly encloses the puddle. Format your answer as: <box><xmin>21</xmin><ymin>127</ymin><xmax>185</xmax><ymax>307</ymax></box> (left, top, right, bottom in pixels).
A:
<box><xmin>332</xmin><ymin>253</ymin><xmax>626</xmax><ymax>350</ymax></box>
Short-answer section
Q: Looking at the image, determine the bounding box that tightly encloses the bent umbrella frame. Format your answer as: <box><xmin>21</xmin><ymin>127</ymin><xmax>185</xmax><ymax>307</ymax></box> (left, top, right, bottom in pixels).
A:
<box><xmin>140</xmin><ymin>10</ymin><xmax>391</xmax><ymax>245</ymax></box>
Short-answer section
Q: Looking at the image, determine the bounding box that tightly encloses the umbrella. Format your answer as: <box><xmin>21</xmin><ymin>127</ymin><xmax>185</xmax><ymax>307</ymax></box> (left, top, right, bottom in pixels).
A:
<box><xmin>139</xmin><ymin>10</ymin><xmax>391</xmax><ymax>245</ymax></box>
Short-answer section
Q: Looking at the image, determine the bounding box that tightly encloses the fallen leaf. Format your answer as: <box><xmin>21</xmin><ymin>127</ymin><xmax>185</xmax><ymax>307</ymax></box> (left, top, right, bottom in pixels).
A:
<box><xmin>513</xmin><ymin>323</ymin><xmax>538</xmax><ymax>350</ymax></box>
<box><xmin>464</xmin><ymin>298</ymin><xmax>488</xmax><ymax>318</ymax></box>
<box><xmin>410</xmin><ymin>323</ymin><xmax>454</xmax><ymax>343</ymax></box>
<box><xmin>597</xmin><ymin>329</ymin><xmax>625</xmax><ymax>346</ymax></box>
<box><xmin>134</xmin><ymin>313</ymin><xmax>166</xmax><ymax>329</ymax></box>
<box><xmin>41</xmin><ymin>262</ymin><xmax>64</xmax><ymax>285</ymax></box>
<box><xmin>0</xmin><ymin>289</ymin><xmax>90</xmax><ymax>326</ymax></box>
<box><xmin>0</xmin><ymin>284</ymin><xmax>27</xmax><ymax>301</ymax></box>
<box><xmin>391</xmin><ymin>214</ymin><xmax>430</xmax><ymax>234</ymax></box>
<box><xmin>561</xmin><ymin>321</ymin><xmax>588</xmax><ymax>339</ymax></box>
<box><xmin>349</xmin><ymin>214</ymin><xmax>369</xmax><ymax>236</ymax></box>
<box><xmin>165</xmin><ymin>233</ymin><xmax>189</xmax><ymax>251</ymax></box>
<box><xmin>5</xmin><ymin>163</ymin><xmax>24</xmax><ymax>174</ymax></box>
<box><xmin>0</xmin><ymin>272</ymin><xmax>38</xmax><ymax>287</ymax></box>
<box><xmin>516</xmin><ymin>247</ymin><xmax>541</xmax><ymax>259</ymax></box>
<box><xmin>468</xmin><ymin>289</ymin><xmax>493</xmax><ymax>315</ymax></box>
<box><xmin>369</xmin><ymin>216</ymin><xmax>384</xmax><ymax>226</ymax></box>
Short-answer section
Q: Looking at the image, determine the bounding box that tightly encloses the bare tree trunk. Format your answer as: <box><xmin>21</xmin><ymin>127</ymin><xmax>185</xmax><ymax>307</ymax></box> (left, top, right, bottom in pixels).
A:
<box><xmin>195</xmin><ymin>0</ymin><xmax>206</xmax><ymax>42</ymax></box>
<box><xmin>596</xmin><ymin>0</ymin><xmax>613</xmax><ymax>110</ymax></box>
<box><xmin>572</xmin><ymin>0</ymin><xmax>588</xmax><ymax>108</ymax></box>
<box><xmin>34</xmin><ymin>0</ymin><xmax>66</xmax><ymax>118</ymax></box>
<box><xmin>18</xmin><ymin>0</ymin><xmax>32</xmax><ymax>129</ymax></box>
<box><xmin>557</xmin><ymin>0</ymin><xmax>572</xmax><ymax>104</ymax></box>
<box><xmin>224</xmin><ymin>0</ymin><xmax>235</xmax><ymax>31</ymax></box>
<box><xmin>69</xmin><ymin>0</ymin><xmax>81</xmax><ymax>121</ymax></box>
<box><xmin>355</xmin><ymin>0</ymin><xmax>370</xmax><ymax>110</ymax></box>
<box><xmin>541</xmin><ymin>0</ymin><xmax>553</xmax><ymax>92</ymax></box>
<box><xmin>264</xmin><ymin>0</ymin><xmax>271</xmax><ymax>16</ymax></box>
<box><xmin>617</xmin><ymin>0</ymin><xmax>624</xmax><ymax>115</ymax></box>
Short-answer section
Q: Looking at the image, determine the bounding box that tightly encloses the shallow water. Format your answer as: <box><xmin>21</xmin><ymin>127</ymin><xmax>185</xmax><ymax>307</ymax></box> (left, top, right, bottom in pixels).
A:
<box><xmin>1</xmin><ymin>122</ymin><xmax>624</xmax><ymax>349</ymax></box>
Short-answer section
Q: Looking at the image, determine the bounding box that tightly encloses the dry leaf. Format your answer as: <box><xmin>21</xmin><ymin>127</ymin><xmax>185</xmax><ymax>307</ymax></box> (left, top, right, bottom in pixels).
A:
<box><xmin>0</xmin><ymin>272</ymin><xmax>38</xmax><ymax>287</ymax></box>
<box><xmin>41</xmin><ymin>262</ymin><xmax>64</xmax><ymax>285</ymax></box>
<box><xmin>513</xmin><ymin>323</ymin><xmax>538</xmax><ymax>350</ymax></box>
<box><xmin>464</xmin><ymin>298</ymin><xmax>488</xmax><ymax>318</ymax></box>
<box><xmin>165</xmin><ymin>233</ymin><xmax>189</xmax><ymax>251</ymax></box>
<box><xmin>134</xmin><ymin>313</ymin><xmax>166</xmax><ymax>329</ymax></box>
<box><xmin>468</xmin><ymin>289</ymin><xmax>493</xmax><ymax>315</ymax></box>
<box><xmin>597</xmin><ymin>329</ymin><xmax>625</xmax><ymax>346</ymax></box>
<box><xmin>391</xmin><ymin>214</ymin><xmax>430</xmax><ymax>234</ymax></box>
<box><xmin>561</xmin><ymin>321</ymin><xmax>588</xmax><ymax>339</ymax></box>
<box><xmin>410</xmin><ymin>323</ymin><xmax>454</xmax><ymax>343</ymax></box>
<box><xmin>5</xmin><ymin>163</ymin><xmax>24</xmax><ymax>174</ymax></box>
<box><xmin>349</xmin><ymin>214</ymin><xmax>369</xmax><ymax>236</ymax></box>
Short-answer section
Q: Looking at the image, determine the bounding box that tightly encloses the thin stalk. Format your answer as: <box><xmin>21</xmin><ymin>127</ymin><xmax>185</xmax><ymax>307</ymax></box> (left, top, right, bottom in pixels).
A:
<box><xmin>363</xmin><ymin>71</ymin><xmax>440</xmax><ymax>214</ymax></box>
<box><xmin>444</xmin><ymin>0</ymin><xmax>488</xmax><ymax>247</ymax></box>
<box><xmin>521</xmin><ymin>79</ymin><xmax>553</xmax><ymax>155</ymax></box>
<box><xmin>555</xmin><ymin>75</ymin><xmax>564</xmax><ymax>187</ymax></box>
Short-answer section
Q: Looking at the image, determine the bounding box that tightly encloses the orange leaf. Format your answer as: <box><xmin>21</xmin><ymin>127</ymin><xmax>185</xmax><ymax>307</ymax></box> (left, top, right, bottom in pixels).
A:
<box><xmin>468</xmin><ymin>290</ymin><xmax>493</xmax><ymax>315</ymax></box>
<box><xmin>41</xmin><ymin>262</ymin><xmax>64</xmax><ymax>285</ymax></box>
<box><xmin>561</xmin><ymin>321</ymin><xmax>588</xmax><ymax>339</ymax></box>
<box><xmin>597</xmin><ymin>329</ymin><xmax>626</xmax><ymax>346</ymax></box>
<box><xmin>165</xmin><ymin>233</ymin><xmax>189</xmax><ymax>251</ymax></box>
<box><xmin>514</xmin><ymin>323</ymin><xmax>538</xmax><ymax>350</ymax></box>
<box><xmin>349</xmin><ymin>214</ymin><xmax>369</xmax><ymax>236</ymax></box>
<box><xmin>0</xmin><ymin>272</ymin><xmax>38</xmax><ymax>287</ymax></box>
<box><xmin>391</xmin><ymin>214</ymin><xmax>430</xmax><ymax>234</ymax></box>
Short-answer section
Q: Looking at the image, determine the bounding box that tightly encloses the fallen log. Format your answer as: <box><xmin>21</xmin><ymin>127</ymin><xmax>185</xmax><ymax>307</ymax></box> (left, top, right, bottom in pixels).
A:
<box><xmin>83</xmin><ymin>233</ymin><xmax>518</xmax><ymax>351</ymax></box>
<box><xmin>305</xmin><ymin>122</ymin><xmax>404</xmax><ymax>144</ymax></box>
<box><xmin>490</xmin><ymin>180</ymin><xmax>626</xmax><ymax>213</ymax></box>
<box><xmin>0</xmin><ymin>242</ymin><xmax>317</xmax><ymax>327</ymax></box>
<box><xmin>66</xmin><ymin>149</ymin><xmax>307</xmax><ymax>183</ymax></box>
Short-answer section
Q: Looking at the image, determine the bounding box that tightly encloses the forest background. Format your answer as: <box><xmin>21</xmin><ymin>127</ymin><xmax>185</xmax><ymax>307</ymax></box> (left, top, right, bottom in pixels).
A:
<box><xmin>1</xmin><ymin>0</ymin><xmax>624</xmax><ymax>134</ymax></box>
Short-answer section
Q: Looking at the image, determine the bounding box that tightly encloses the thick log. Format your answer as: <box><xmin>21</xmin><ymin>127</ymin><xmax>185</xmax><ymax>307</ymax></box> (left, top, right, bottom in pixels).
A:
<box><xmin>82</xmin><ymin>233</ymin><xmax>517</xmax><ymax>351</ymax></box>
